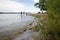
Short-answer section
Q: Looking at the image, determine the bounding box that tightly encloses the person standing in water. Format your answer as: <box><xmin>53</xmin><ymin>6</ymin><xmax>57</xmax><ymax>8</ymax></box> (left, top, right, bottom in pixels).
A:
<box><xmin>21</xmin><ymin>12</ymin><xmax>23</xmax><ymax>20</ymax></box>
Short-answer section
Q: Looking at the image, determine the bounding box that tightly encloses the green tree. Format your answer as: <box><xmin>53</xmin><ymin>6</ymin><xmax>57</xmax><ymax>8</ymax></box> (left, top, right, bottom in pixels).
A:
<box><xmin>34</xmin><ymin>0</ymin><xmax>46</xmax><ymax>13</ymax></box>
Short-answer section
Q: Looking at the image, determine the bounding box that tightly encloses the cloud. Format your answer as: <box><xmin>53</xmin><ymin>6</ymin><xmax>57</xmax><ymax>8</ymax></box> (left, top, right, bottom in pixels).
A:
<box><xmin>32</xmin><ymin>0</ymin><xmax>39</xmax><ymax>3</ymax></box>
<box><xmin>0</xmin><ymin>0</ymin><xmax>25</xmax><ymax>12</ymax></box>
<box><xmin>0</xmin><ymin>0</ymin><xmax>40</xmax><ymax>13</ymax></box>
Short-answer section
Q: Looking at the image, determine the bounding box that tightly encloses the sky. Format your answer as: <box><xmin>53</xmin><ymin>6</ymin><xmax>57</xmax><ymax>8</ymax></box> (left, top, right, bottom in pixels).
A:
<box><xmin>0</xmin><ymin>0</ymin><xmax>40</xmax><ymax>13</ymax></box>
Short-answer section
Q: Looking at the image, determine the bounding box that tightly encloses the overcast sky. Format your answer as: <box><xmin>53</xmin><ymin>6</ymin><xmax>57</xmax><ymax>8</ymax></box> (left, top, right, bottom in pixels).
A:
<box><xmin>0</xmin><ymin>0</ymin><xmax>40</xmax><ymax>13</ymax></box>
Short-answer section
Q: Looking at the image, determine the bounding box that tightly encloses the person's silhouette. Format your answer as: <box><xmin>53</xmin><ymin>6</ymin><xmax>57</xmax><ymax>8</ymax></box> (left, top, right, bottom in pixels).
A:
<box><xmin>21</xmin><ymin>12</ymin><xmax>22</xmax><ymax>20</ymax></box>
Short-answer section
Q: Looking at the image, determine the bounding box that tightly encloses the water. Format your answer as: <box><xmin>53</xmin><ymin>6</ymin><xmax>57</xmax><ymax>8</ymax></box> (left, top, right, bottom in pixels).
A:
<box><xmin>0</xmin><ymin>14</ymin><xmax>35</xmax><ymax>40</ymax></box>
<box><xmin>12</xmin><ymin>30</ymin><xmax>33</xmax><ymax>40</ymax></box>
<box><xmin>0</xmin><ymin>14</ymin><xmax>33</xmax><ymax>26</ymax></box>
<box><xmin>0</xmin><ymin>14</ymin><xmax>34</xmax><ymax>31</ymax></box>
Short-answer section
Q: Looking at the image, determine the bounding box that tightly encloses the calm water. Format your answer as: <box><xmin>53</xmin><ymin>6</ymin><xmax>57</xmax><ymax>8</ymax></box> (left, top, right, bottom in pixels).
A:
<box><xmin>0</xmin><ymin>14</ymin><xmax>34</xmax><ymax>32</ymax></box>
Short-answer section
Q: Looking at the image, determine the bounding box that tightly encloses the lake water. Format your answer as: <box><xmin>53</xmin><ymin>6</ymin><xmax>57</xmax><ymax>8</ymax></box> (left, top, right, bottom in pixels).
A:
<box><xmin>0</xmin><ymin>14</ymin><xmax>34</xmax><ymax>32</ymax></box>
<box><xmin>0</xmin><ymin>14</ymin><xmax>36</xmax><ymax>40</ymax></box>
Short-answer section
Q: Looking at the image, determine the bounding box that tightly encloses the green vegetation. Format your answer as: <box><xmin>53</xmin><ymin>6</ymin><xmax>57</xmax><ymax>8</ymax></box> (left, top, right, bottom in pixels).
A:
<box><xmin>33</xmin><ymin>0</ymin><xmax>60</xmax><ymax>40</ymax></box>
<box><xmin>32</xmin><ymin>13</ymin><xmax>47</xmax><ymax>40</ymax></box>
<box><xmin>46</xmin><ymin>0</ymin><xmax>60</xmax><ymax>40</ymax></box>
<box><xmin>34</xmin><ymin>0</ymin><xmax>46</xmax><ymax>13</ymax></box>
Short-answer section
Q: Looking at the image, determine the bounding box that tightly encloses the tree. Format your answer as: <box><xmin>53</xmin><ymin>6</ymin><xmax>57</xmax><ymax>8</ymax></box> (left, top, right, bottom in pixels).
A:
<box><xmin>34</xmin><ymin>0</ymin><xmax>46</xmax><ymax>13</ymax></box>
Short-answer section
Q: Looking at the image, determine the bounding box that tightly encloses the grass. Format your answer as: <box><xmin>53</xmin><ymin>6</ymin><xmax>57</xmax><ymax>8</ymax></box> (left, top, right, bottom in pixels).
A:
<box><xmin>31</xmin><ymin>12</ymin><xmax>60</xmax><ymax>40</ymax></box>
<box><xmin>31</xmin><ymin>13</ymin><xmax>48</xmax><ymax>40</ymax></box>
